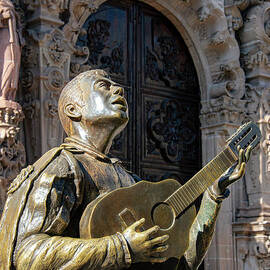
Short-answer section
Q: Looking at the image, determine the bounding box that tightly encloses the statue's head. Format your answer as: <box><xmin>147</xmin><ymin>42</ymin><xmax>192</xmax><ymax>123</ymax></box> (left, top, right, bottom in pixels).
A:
<box><xmin>58</xmin><ymin>69</ymin><xmax>129</xmax><ymax>143</ymax></box>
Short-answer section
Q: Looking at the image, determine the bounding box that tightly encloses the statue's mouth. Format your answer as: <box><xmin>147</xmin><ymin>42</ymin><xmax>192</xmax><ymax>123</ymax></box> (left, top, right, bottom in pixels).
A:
<box><xmin>111</xmin><ymin>97</ymin><xmax>127</xmax><ymax>111</ymax></box>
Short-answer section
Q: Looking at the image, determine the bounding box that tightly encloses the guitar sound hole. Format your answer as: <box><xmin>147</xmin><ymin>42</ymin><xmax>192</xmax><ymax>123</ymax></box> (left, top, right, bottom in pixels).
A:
<box><xmin>151</xmin><ymin>203</ymin><xmax>175</xmax><ymax>231</ymax></box>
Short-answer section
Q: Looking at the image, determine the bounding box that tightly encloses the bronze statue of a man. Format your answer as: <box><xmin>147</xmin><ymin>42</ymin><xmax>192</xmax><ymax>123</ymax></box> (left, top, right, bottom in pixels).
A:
<box><xmin>0</xmin><ymin>69</ymin><xmax>249</xmax><ymax>270</ymax></box>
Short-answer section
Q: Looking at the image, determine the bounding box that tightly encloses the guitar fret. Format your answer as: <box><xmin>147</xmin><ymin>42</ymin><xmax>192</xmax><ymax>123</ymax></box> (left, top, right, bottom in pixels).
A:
<box><xmin>176</xmin><ymin>189</ymin><xmax>189</xmax><ymax>209</ymax></box>
<box><xmin>200</xmin><ymin>169</ymin><xmax>211</xmax><ymax>187</ymax></box>
<box><xmin>223</xmin><ymin>150</ymin><xmax>236</xmax><ymax>166</ymax></box>
<box><xmin>214</xmin><ymin>159</ymin><xmax>223</xmax><ymax>173</ymax></box>
<box><xmin>174</xmin><ymin>194</ymin><xmax>185</xmax><ymax>210</ymax></box>
<box><xmin>212</xmin><ymin>158</ymin><xmax>223</xmax><ymax>176</ymax></box>
<box><xmin>219</xmin><ymin>154</ymin><xmax>228</xmax><ymax>168</ymax></box>
<box><xmin>169</xmin><ymin>196</ymin><xmax>183</xmax><ymax>213</ymax></box>
<box><xmin>174</xmin><ymin>189</ymin><xmax>188</xmax><ymax>209</ymax></box>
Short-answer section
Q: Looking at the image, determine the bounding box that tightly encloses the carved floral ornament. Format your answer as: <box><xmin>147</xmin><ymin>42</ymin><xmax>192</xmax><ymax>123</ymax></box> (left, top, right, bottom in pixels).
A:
<box><xmin>147</xmin><ymin>99</ymin><xmax>197</xmax><ymax>163</ymax></box>
<box><xmin>44</xmin><ymin>67</ymin><xmax>65</xmax><ymax>91</ymax></box>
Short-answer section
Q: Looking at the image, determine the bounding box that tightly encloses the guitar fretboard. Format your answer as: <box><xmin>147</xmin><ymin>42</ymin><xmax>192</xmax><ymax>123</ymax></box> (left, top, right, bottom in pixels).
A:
<box><xmin>165</xmin><ymin>147</ymin><xmax>237</xmax><ymax>216</ymax></box>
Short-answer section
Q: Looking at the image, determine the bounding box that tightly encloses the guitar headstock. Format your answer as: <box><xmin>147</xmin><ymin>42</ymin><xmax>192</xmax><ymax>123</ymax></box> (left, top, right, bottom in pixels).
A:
<box><xmin>227</xmin><ymin>122</ymin><xmax>262</xmax><ymax>156</ymax></box>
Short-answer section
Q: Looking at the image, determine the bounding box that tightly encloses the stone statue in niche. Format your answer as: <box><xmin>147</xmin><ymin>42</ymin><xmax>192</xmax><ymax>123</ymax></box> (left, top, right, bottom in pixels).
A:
<box><xmin>0</xmin><ymin>70</ymin><xmax>251</xmax><ymax>269</ymax></box>
<box><xmin>0</xmin><ymin>0</ymin><xmax>22</xmax><ymax>103</ymax></box>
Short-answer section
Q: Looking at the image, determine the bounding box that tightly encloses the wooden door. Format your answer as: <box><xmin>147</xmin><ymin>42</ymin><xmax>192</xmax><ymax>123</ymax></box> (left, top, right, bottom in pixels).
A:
<box><xmin>77</xmin><ymin>0</ymin><xmax>202</xmax><ymax>268</ymax></box>
<box><xmin>77</xmin><ymin>0</ymin><xmax>201</xmax><ymax>184</ymax></box>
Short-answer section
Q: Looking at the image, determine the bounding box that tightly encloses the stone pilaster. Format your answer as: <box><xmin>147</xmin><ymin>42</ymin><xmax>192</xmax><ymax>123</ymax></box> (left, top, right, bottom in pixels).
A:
<box><xmin>200</xmin><ymin>96</ymin><xmax>246</xmax><ymax>270</ymax></box>
<box><xmin>232</xmin><ymin>2</ymin><xmax>270</xmax><ymax>269</ymax></box>
<box><xmin>21</xmin><ymin>0</ymin><xmax>72</xmax><ymax>163</ymax></box>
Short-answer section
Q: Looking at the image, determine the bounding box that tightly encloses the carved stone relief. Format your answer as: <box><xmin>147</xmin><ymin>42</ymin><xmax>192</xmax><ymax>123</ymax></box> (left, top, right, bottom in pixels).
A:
<box><xmin>146</xmin><ymin>99</ymin><xmax>198</xmax><ymax>163</ymax></box>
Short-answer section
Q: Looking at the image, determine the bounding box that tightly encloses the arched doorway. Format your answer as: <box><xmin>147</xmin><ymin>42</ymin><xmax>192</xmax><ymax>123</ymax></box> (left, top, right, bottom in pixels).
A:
<box><xmin>78</xmin><ymin>5</ymin><xmax>202</xmax><ymax>266</ymax></box>
<box><xmin>77</xmin><ymin>0</ymin><xmax>201</xmax><ymax>187</ymax></box>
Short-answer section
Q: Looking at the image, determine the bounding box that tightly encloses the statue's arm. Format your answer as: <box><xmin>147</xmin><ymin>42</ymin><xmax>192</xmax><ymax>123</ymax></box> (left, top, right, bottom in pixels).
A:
<box><xmin>181</xmin><ymin>190</ymin><xmax>222</xmax><ymax>270</ymax></box>
<box><xmin>13</xmin><ymin>154</ymin><xmax>131</xmax><ymax>270</ymax></box>
<box><xmin>181</xmin><ymin>147</ymin><xmax>250</xmax><ymax>269</ymax></box>
<box><xmin>15</xmin><ymin>233</ymin><xmax>130</xmax><ymax>270</ymax></box>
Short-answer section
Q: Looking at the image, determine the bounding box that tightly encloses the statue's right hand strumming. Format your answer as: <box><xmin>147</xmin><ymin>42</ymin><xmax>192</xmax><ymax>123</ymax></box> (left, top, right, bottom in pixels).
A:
<box><xmin>123</xmin><ymin>218</ymin><xmax>169</xmax><ymax>263</ymax></box>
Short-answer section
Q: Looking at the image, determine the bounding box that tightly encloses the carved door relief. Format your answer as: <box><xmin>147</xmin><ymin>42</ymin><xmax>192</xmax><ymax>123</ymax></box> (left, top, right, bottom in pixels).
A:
<box><xmin>77</xmin><ymin>0</ymin><xmax>201</xmax><ymax>188</ymax></box>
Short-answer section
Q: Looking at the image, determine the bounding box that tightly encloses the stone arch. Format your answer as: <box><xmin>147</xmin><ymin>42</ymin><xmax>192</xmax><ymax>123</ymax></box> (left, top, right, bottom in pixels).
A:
<box><xmin>63</xmin><ymin>0</ymin><xmax>245</xmax><ymax>101</ymax></box>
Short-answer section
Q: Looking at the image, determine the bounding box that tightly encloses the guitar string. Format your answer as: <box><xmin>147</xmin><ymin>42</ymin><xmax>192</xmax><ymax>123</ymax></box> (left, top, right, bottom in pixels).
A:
<box><xmin>169</xmin><ymin>155</ymin><xmax>225</xmax><ymax>213</ymax></box>
<box><xmin>166</xmin><ymin>148</ymin><xmax>237</xmax><ymax>215</ymax></box>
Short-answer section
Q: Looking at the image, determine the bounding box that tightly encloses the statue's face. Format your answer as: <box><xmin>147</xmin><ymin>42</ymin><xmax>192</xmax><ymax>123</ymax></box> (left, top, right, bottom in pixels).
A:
<box><xmin>80</xmin><ymin>74</ymin><xmax>129</xmax><ymax>126</ymax></box>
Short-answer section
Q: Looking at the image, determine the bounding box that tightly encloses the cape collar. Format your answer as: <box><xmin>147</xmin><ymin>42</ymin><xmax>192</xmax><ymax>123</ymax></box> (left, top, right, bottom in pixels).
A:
<box><xmin>62</xmin><ymin>137</ymin><xmax>119</xmax><ymax>164</ymax></box>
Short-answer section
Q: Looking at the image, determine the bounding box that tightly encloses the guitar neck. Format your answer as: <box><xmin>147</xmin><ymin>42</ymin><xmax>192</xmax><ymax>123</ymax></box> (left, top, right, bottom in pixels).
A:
<box><xmin>165</xmin><ymin>147</ymin><xmax>238</xmax><ymax>216</ymax></box>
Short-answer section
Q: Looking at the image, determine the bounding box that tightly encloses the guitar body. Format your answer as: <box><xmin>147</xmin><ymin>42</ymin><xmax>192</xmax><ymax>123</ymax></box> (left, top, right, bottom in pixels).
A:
<box><xmin>80</xmin><ymin>179</ymin><xmax>196</xmax><ymax>260</ymax></box>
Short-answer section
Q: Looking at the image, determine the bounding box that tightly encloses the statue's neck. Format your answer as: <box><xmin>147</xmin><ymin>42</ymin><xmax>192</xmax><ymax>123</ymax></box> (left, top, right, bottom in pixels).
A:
<box><xmin>69</xmin><ymin>123</ymin><xmax>117</xmax><ymax>154</ymax></box>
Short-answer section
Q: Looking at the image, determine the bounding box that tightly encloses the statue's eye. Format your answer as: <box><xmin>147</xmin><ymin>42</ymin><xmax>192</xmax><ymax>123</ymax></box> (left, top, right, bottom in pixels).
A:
<box><xmin>98</xmin><ymin>81</ymin><xmax>110</xmax><ymax>90</ymax></box>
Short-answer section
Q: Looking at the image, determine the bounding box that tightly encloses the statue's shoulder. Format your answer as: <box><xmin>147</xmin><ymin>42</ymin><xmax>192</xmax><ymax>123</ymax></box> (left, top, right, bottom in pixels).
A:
<box><xmin>0</xmin><ymin>146</ymin><xmax>81</xmax><ymax>269</ymax></box>
<box><xmin>7</xmin><ymin>146</ymin><xmax>71</xmax><ymax>195</ymax></box>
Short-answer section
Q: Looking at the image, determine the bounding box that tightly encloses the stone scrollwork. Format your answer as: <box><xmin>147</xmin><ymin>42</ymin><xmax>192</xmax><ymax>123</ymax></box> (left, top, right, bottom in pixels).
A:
<box><xmin>200</xmin><ymin>95</ymin><xmax>246</xmax><ymax>129</ymax></box>
<box><xmin>232</xmin><ymin>0</ymin><xmax>264</xmax><ymax>11</ymax></box>
<box><xmin>252</xmin><ymin>238</ymin><xmax>270</xmax><ymax>270</ymax></box>
<box><xmin>210</xmin><ymin>63</ymin><xmax>245</xmax><ymax>99</ymax></box>
<box><xmin>63</xmin><ymin>0</ymin><xmax>99</xmax><ymax>45</ymax></box>
<box><xmin>224</xmin><ymin>2</ymin><xmax>243</xmax><ymax>34</ymax></box>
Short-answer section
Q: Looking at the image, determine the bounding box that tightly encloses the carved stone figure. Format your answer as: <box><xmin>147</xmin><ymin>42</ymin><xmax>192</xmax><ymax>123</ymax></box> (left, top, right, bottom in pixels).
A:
<box><xmin>0</xmin><ymin>70</ymin><xmax>250</xmax><ymax>269</ymax></box>
<box><xmin>0</xmin><ymin>0</ymin><xmax>21</xmax><ymax>101</ymax></box>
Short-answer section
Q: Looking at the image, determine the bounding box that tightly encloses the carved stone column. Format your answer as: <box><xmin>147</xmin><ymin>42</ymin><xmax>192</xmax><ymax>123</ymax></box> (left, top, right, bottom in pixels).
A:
<box><xmin>232</xmin><ymin>2</ymin><xmax>270</xmax><ymax>269</ymax></box>
<box><xmin>21</xmin><ymin>0</ymin><xmax>74</xmax><ymax>163</ymax></box>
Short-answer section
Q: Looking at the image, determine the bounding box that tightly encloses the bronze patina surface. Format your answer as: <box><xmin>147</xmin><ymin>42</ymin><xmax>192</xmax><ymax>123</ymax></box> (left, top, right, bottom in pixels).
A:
<box><xmin>0</xmin><ymin>69</ymin><xmax>250</xmax><ymax>270</ymax></box>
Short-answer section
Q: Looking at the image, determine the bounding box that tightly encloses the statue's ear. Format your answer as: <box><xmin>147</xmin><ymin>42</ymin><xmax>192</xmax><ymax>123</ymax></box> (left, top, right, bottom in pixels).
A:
<box><xmin>64</xmin><ymin>103</ymin><xmax>82</xmax><ymax>121</ymax></box>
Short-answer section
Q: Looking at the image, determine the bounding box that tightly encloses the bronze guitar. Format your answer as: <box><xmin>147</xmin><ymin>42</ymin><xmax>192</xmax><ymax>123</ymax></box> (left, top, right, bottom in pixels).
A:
<box><xmin>80</xmin><ymin>122</ymin><xmax>261</xmax><ymax>260</ymax></box>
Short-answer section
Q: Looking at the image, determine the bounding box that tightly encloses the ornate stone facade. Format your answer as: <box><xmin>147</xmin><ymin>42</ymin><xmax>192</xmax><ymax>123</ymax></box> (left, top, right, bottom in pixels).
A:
<box><xmin>6</xmin><ymin>0</ymin><xmax>270</xmax><ymax>268</ymax></box>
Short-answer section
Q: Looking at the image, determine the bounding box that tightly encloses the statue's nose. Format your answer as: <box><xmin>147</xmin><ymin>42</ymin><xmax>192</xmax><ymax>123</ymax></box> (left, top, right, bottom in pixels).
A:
<box><xmin>112</xmin><ymin>87</ymin><xmax>124</xmax><ymax>96</ymax></box>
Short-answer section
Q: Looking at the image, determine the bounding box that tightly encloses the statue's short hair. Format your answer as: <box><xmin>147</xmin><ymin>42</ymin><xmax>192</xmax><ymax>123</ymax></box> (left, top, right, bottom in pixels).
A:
<box><xmin>58</xmin><ymin>69</ymin><xmax>110</xmax><ymax>136</ymax></box>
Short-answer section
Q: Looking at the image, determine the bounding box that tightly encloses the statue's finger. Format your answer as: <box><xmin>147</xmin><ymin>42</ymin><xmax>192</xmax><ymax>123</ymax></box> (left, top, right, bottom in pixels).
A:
<box><xmin>236</xmin><ymin>147</ymin><xmax>244</xmax><ymax>170</ymax></box>
<box><xmin>148</xmin><ymin>235</ymin><xmax>169</xmax><ymax>246</ymax></box>
<box><xmin>131</xmin><ymin>218</ymin><xmax>145</xmax><ymax>230</ymax></box>
<box><xmin>144</xmin><ymin>225</ymin><xmax>160</xmax><ymax>237</ymax></box>
<box><xmin>149</xmin><ymin>257</ymin><xmax>167</xmax><ymax>263</ymax></box>
<box><xmin>229</xmin><ymin>163</ymin><xmax>246</xmax><ymax>182</ymax></box>
<box><xmin>151</xmin><ymin>244</ymin><xmax>169</xmax><ymax>254</ymax></box>
<box><xmin>245</xmin><ymin>145</ymin><xmax>252</xmax><ymax>162</ymax></box>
